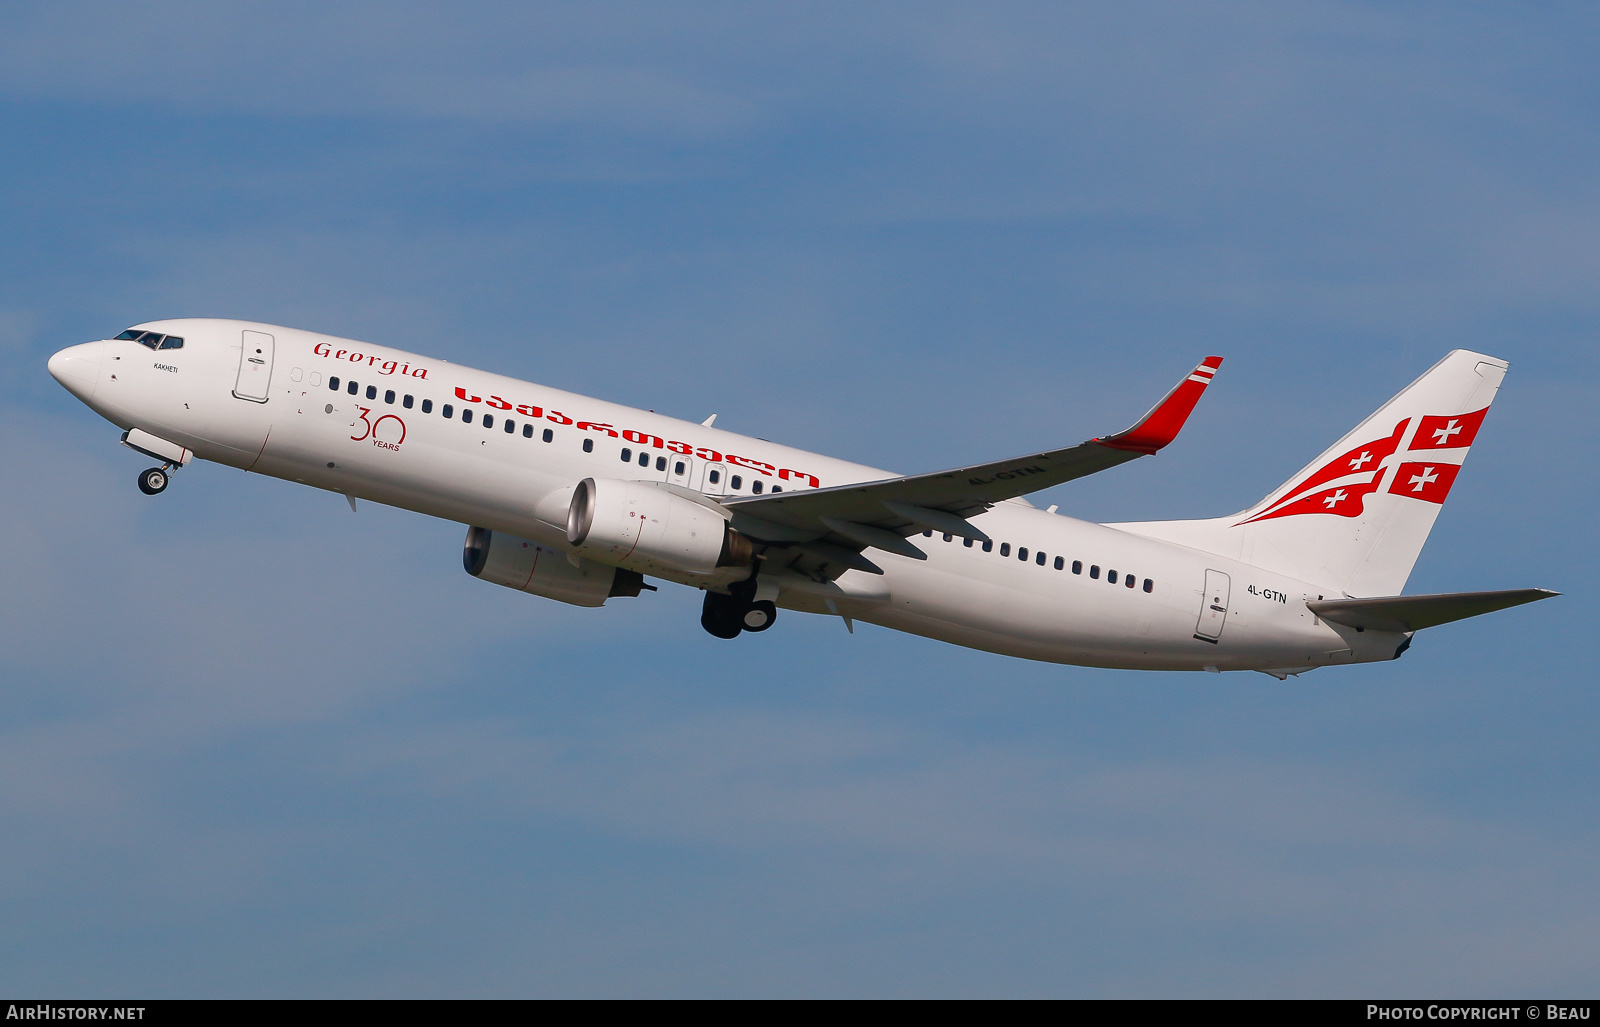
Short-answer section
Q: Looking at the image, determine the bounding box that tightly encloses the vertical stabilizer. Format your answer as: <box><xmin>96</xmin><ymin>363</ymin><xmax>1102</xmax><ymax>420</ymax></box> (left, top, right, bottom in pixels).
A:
<box><xmin>1112</xmin><ymin>350</ymin><xmax>1508</xmax><ymax>597</ymax></box>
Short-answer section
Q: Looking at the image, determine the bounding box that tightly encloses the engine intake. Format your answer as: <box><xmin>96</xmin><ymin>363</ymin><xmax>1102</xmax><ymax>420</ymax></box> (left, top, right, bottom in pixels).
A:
<box><xmin>567</xmin><ymin>477</ymin><xmax>750</xmax><ymax>576</ymax></box>
<box><xmin>463</xmin><ymin>526</ymin><xmax>644</xmax><ymax>607</ymax></box>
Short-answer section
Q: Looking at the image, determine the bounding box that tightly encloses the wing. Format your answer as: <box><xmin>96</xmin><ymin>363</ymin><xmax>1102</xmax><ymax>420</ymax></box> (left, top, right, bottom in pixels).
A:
<box><xmin>725</xmin><ymin>356</ymin><xmax>1222</xmax><ymax>574</ymax></box>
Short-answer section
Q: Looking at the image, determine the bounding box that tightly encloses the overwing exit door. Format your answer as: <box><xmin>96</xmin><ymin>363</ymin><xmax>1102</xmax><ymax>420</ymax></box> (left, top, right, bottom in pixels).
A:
<box><xmin>234</xmin><ymin>330</ymin><xmax>275</xmax><ymax>402</ymax></box>
<box><xmin>666</xmin><ymin>454</ymin><xmax>695</xmax><ymax>488</ymax></box>
<box><xmin>1194</xmin><ymin>569</ymin><xmax>1231</xmax><ymax>643</ymax></box>
<box><xmin>700</xmin><ymin>462</ymin><xmax>728</xmax><ymax>495</ymax></box>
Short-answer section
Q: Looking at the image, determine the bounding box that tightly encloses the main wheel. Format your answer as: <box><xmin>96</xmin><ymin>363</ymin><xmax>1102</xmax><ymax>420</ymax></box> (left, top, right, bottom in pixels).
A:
<box><xmin>700</xmin><ymin>591</ymin><xmax>743</xmax><ymax>639</ymax></box>
<box><xmin>742</xmin><ymin>600</ymin><xmax>777</xmax><ymax>632</ymax></box>
<box><xmin>137</xmin><ymin>467</ymin><xmax>168</xmax><ymax>495</ymax></box>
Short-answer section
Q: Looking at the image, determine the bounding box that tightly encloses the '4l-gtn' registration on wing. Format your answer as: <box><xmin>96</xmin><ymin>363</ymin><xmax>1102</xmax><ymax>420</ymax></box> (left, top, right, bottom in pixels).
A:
<box><xmin>48</xmin><ymin>323</ymin><xmax>1555</xmax><ymax>677</ymax></box>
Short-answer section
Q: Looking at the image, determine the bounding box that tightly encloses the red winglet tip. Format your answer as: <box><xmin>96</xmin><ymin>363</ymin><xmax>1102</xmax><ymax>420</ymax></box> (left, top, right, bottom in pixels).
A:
<box><xmin>1096</xmin><ymin>356</ymin><xmax>1222</xmax><ymax>455</ymax></box>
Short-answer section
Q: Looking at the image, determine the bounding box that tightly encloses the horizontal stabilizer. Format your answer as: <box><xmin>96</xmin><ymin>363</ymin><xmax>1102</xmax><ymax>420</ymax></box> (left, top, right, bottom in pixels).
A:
<box><xmin>1307</xmin><ymin>588</ymin><xmax>1558</xmax><ymax>633</ymax></box>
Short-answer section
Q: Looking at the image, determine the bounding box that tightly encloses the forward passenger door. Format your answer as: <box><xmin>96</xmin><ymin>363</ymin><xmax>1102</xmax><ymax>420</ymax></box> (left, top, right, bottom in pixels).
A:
<box><xmin>233</xmin><ymin>330</ymin><xmax>275</xmax><ymax>402</ymax></box>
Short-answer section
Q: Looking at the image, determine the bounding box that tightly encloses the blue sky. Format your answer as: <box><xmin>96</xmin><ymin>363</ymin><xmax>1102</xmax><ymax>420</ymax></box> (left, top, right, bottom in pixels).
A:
<box><xmin>1</xmin><ymin>2</ymin><xmax>1596</xmax><ymax>997</ymax></box>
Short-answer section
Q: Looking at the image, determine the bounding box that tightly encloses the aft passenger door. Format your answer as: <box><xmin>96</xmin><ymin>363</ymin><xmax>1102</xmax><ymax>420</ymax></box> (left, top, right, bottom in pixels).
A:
<box><xmin>233</xmin><ymin>330</ymin><xmax>275</xmax><ymax>402</ymax></box>
<box><xmin>1194</xmin><ymin>569</ymin><xmax>1231</xmax><ymax>643</ymax></box>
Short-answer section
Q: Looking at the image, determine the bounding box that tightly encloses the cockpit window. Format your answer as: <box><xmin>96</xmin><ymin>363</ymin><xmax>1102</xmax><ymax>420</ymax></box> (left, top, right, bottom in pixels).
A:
<box><xmin>114</xmin><ymin>329</ymin><xmax>181</xmax><ymax>350</ymax></box>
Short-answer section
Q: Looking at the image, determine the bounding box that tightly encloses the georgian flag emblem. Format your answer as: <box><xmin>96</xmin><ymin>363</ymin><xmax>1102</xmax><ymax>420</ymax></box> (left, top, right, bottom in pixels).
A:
<box><xmin>1237</xmin><ymin>419</ymin><xmax>1409</xmax><ymax>524</ymax></box>
<box><xmin>1386</xmin><ymin>461</ymin><xmax>1461</xmax><ymax>504</ymax></box>
<box><xmin>1415</xmin><ymin>407</ymin><xmax>1488</xmax><ymax>449</ymax></box>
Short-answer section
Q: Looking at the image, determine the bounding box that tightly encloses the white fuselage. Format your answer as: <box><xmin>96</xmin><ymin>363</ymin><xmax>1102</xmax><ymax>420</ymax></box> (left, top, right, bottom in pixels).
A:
<box><xmin>49</xmin><ymin>319</ymin><xmax>1401</xmax><ymax>673</ymax></box>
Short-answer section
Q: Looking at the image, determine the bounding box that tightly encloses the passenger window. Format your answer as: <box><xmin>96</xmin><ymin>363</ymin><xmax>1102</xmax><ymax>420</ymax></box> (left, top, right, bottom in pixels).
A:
<box><xmin>348</xmin><ymin>381</ymin><xmax>359</xmax><ymax>395</ymax></box>
<box><xmin>708</xmin><ymin>470</ymin><xmax>720</xmax><ymax>484</ymax></box>
<box><xmin>505</xmin><ymin>419</ymin><xmax>515</xmax><ymax>433</ymax></box>
<box><xmin>1126</xmin><ymin>574</ymin><xmax>1136</xmax><ymax>588</ymax></box>
<box><xmin>638</xmin><ymin>451</ymin><xmax>649</xmax><ymax>467</ymax></box>
<box><xmin>1073</xmin><ymin>560</ymin><xmax>1082</xmax><ymax>574</ymax></box>
<box><xmin>542</xmin><ymin>428</ymin><xmax>553</xmax><ymax>442</ymax></box>
<box><xmin>443</xmin><ymin>404</ymin><xmax>454</xmax><ymax>418</ymax></box>
<box><xmin>366</xmin><ymin>386</ymin><xmax>377</xmax><ymax>400</ymax></box>
<box><xmin>310</xmin><ymin>372</ymin><xmax>322</xmax><ymax>386</ymax></box>
<box><xmin>982</xmin><ymin>540</ymin><xmax>993</xmax><ymax>552</ymax></box>
<box><xmin>463</xmin><ymin>409</ymin><xmax>474</xmax><ymax>424</ymax></box>
<box><xmin>1000</xmin><ymin>543</ymin><xmax>1011</xmax><ymax>557</ymax></box>
<box><xmin>290</xmin><ymin>367</ymin><xmax>303</xmax><ymax>382</ymax></box>
<box><xmin>422</xmin><ymin>399</ymin><xmax>433</xmax><ymax>413</ymax></box>
<box><xmin>523</xmin><ymin>424</ymin><xmax>534</xmax><ymax>438</ymax></box>
<box><xmin>583</xmin><ymin>439</ymin><xmax>593</xmax><ymax>453</ymax></box>
<box><xmin>1143</xmin><ymin>579</ymin><xmax>1153</xmax><ymax>593</ymax></box>
<box><xmin>483</xmin><ymin>414</ymin><xmax>493</xmax><ymax>428</ymax></box>
<box><xmin>158</xmin><ymin>336</ymin><xmax>184</xmax><ymax>350</ymax></box>
<box><xmin>943</xmin><ymin>533</ymin><xmax>952</xmax><ymax>542</ymax></box>
<box><xmin>1090</xmin><ymin>565</ymin><xmax>1100</xmax><ymax>579</ymax></box>
<box><xmin>621</xmin><ymin>448</ymin><xmax>633</xmax><ymax>462</ymax></box>
<box><xmin>924</xmin><ymin>530</ymin><xmax>933</xmax><ymax>538</ymax></box>
<box><xmin>329</xmin><ymin>376</ymin><xmax>340</xmax><ymax>390</ymax></box>
<box><xmin>731</xmin><ymin>475</ymin><xmax>742</xmax><ymax>490</ymax></box>
<box><xmin>752</xmin><ymin>480</ymin><xmax>763</xmax><ymax>494</ymax></box>
<box><xmin>674</xmin><ymin>461</ymin><xmax>686</xmax><ymax>475</ymax></box>
<box><xmin>656</xmin><ymin>456</ymin><xmax>666</xmax><ymax>471</ymax></box>
<box><xmin>1018</xmin><ymin>547</ymin><xmax>1028</xmax><ymax>561</ymax></box>
<box><xmin>771</xmin><ymin>486</ymin><xmax>782</xmax><ymax>493</ymax></box>
<box><xmin>1037</xmin><ymin>551</ymin><xmax>1047</xmax><ymax>566</ymax></box>
<box><xmin>1054</xmin><ymin>556</ymin><xmax>1064</xmax><ymax>570</ymax></box>
<box><xmin>403</xmin><ymin>395</ymin><xmax>414</xmax><ymax>408</ymax></box>
<box><xmin>384</xmin><ymin>390</ymin><xmax>395</xmax><ymax>404</ymax></box>
<box><xmin>1107</xmin><ymin>570</ymin><xmax>1117</xmax><ymax>584</ymax></box>
<box><xmin>964</xmin><ymin>538</ymin><xmax>974</xmax><ymax>548</ymax></box>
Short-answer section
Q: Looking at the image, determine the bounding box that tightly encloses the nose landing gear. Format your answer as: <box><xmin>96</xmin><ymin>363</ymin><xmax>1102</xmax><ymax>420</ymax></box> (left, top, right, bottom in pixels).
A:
<box><xmin>137</xmin><ymin>466</ymin><xmax>171</xmax><ymax>495</ymax></box>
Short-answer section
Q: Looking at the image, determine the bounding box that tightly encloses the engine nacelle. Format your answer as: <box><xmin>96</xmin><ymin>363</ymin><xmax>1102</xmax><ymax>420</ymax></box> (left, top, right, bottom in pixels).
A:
<box><xmin>566</xmin><ymin>477</ymin><xmax>750</xmax><ymax>577</ymax></box>
<box><xmin>463</xmin><ymin>526</ymin><xmax>645</xmax><ymax>607</ymax></box>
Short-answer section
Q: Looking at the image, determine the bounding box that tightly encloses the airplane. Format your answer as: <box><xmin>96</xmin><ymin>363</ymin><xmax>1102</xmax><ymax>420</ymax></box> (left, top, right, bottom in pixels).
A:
<box><xmin>46</xmin><ymin>319</ymin><xmax>1555</xmax><ymax>677</ymax></box>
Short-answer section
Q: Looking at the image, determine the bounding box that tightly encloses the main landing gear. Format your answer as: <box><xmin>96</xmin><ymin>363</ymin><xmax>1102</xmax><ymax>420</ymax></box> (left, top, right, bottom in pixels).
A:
<box><xmin>701</xmin><ymin>573</ymin><xmax>778</xmax><ymax>639</ymax></box>
<box><xmin>137</xmin><ymin>466</ymin><xmax>172</xmax><ymax>495</ymax></box>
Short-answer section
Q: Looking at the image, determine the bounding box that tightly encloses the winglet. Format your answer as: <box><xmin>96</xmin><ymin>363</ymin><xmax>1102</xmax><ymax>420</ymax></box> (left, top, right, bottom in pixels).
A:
<box><xmin>1097</xmin><ymin>356</ymin><xmax>1222</xmax><ymax>455</ymax></box>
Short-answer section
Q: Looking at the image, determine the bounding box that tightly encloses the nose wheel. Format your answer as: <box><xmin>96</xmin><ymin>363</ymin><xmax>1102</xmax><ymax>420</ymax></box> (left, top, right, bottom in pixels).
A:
<box><xmin>137</xmin><ymin>466</ymin><xmax>171</xmax><ymax>495</ymax></box>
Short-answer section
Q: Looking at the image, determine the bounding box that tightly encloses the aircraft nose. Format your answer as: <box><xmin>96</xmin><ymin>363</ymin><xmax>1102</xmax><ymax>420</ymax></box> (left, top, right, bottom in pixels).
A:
<box><xmin>47</xmin><ymin>341</ymin><xmax>104</xmax><ymax>399</ymax></box>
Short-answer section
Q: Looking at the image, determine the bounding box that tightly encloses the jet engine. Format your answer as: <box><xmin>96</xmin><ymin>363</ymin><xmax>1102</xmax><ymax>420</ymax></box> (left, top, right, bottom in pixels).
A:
<box><xmin>566</xmin><ymin>477</ymin><xmax>752</xmax><ymax>577</ymax></box>
<box><xmin>463</xmin><ymin>526</ymin><xmax>647</xmax><ymax>607</ymax></box>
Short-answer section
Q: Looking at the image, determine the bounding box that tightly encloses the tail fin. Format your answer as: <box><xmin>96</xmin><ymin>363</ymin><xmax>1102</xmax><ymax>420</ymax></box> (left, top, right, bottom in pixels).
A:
<box><xmin>1113</xmin><ymin>350</ymin><xmax>1509</xmax><ymax>597</ymax></box>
